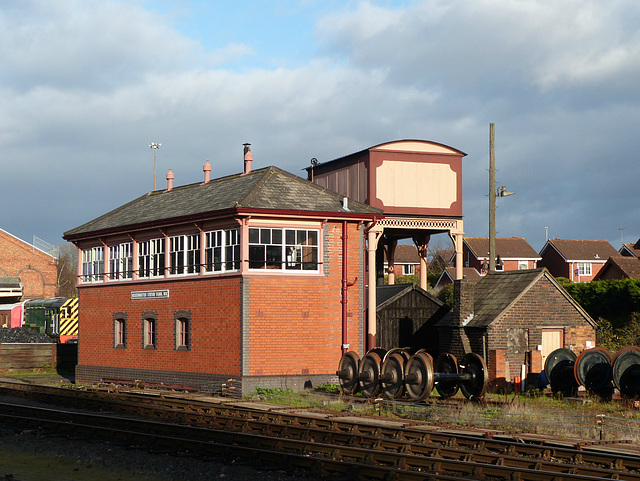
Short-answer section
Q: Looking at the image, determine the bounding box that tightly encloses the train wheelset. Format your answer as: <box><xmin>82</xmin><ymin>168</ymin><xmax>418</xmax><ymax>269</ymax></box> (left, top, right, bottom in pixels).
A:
<box><xmin>336</xmin><ymin>348</ymin><xmax>489</xmax><ymax>401</ymax></box>
<box><xmin>545</xmin><ymin>346</ymin><xmax>640</xmax><ymax>398</ymax></box>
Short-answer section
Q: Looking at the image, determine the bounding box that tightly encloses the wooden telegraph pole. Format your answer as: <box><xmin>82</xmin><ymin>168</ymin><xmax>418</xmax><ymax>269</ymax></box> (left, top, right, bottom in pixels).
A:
<box><xmin>489</xmin><ymin>123</ymin><xmax>496</xmax><ymax>272</ymax></box>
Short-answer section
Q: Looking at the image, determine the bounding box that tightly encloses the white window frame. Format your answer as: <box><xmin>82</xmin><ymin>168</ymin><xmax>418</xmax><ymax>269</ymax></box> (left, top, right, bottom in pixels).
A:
<box><xmin>577</xmin><ymin>262</ymin><xmax>592</xmax><ymax>276</ymax></box>
<box><xmin>402</xmin><ymin>264</ymin><xmax>415</xmax><ymax>276</ymax></box>
<box><xmin>518</xmin><ymin>260</ymin><xmax>528</xmax><ymax>270</ymax></box>
<box><xmin>248</xmin><ymin>227</ymin><xmax>319</xmax><ymax>272</ymax></box>
<box><xmin>82</xmin><ymin>246</ymin><xmax>104</xmax><ymax>283</ymax></box>
<box><xmin>138</xmin><ymin>238</ymin><xmax>165</xmax><ymax>279</ymax></box>
<box><xmin>204</xmin><ymin>228</ymin><xmax>240</xmax><ymax>273</ymax></box>
<box><xmin>109</xmin><ymin>242</ymin><xmax>133</xmax><ymax>280</ymax></box>
<box><xmin>169</xmin><ymin>234</ymin><xmax>200</xmax><ymax>276</ymax></box>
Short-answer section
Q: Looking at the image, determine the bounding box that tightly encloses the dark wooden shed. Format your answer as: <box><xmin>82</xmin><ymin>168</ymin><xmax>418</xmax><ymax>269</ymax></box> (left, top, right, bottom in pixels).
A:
<box><xmin>376</xmin><ymin>284</ymin><xmax>449</xmax><ymax>354</ymax></box>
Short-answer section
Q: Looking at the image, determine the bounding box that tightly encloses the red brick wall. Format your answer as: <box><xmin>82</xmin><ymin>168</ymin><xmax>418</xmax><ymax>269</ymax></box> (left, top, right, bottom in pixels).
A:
<box><xmin>538</xmin><ymin>247</ymin><xmax>570</xmax><ymax>279</ymax></box>
<box><xmin>245</xmin><ymin>221</ymin><xmax>364</xmax><ymax>376</ymax></box>
<box><xmin>0</xmin><ymin>230</ymin><xmax>57</xmax><ymax>299</ymax></box>
<box><xmin>78</xmin><ymin>276</ymin><xmax>242</xmax><ymax>375</ymax></box>
<box><xmin>76</xmin><ymin>220</ymin><xmax>366</xmax><ymax>387</ymax></box>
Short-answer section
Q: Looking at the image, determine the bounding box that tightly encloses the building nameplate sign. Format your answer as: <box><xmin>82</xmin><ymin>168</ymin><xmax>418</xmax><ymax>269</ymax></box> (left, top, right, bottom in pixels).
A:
<box><xmin>131</xmin><ymin>290</ymin><xmax>169</xmax><ymax>300</ymax></box>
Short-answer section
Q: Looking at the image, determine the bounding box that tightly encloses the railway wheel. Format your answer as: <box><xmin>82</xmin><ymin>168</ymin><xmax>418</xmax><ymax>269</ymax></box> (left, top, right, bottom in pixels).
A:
<box><xmin>612</xmin><ymin>346</ymin><xmax>640</xmax><ymax>398</ymax></box>
<box><xmin>404</xmin><ymin>350</ymin><xmax>435</xmax><ymax>401</ymax></box>
<box><xmin>336</xmin><ymin>351</ymin><xmax>360</xmax><ymax>395</ymax></box>
<box><xmin>434</xmin><ymin>353</ymin><xmax>460</xmax><ymax>399</ymax></box>
<box><xmin>459</xmin><ymin>353</ymin><xmax>489</xmax><ymax>400</ymax></box>
<box><xmin>380</xmin><ymin>348</ymin><xmax>410</xmax><ymax>400</ymax></box>
<box><xmin>575</xmin><ymin>347</ymin><xmax>613</xmax><ymax>394</ymax></box>
<box><xmin>544</xmin><ymin>348</ymin><xmax>578</xmax><ymax>395</ymax></box>
<box><xmin>358</xmin><ymin>349</ymin><xmax>386</xmax><ymax>398</ymax></box>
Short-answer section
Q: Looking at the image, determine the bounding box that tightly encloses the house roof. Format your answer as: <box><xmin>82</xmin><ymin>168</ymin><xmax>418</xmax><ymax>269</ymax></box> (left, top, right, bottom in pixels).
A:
<box><xmin>540</xmin><ymin>239</ymin><xmax>619</xmax><ymax>262</ymax></box>
<box><xmin>433</xmin><ymin>249</ymin><xmax>455</xmax><ymax>265</ymax></box>
<box><xmin>384</xmin><ymin>244</ymin><xmax>420</xmax><ymax>264</ymax></box>
<box><xmin>436</xmin><ymin>268</ymin><xmax>595</xmax><ymax>329</ymax></box>
<box><xmin>64</xmin><ymin>166</ymin><xmax>382</xmax><ymax>240</ymax></box>
<box><xmin>593</xmin><ymin>256</ymin><xmax>640</xmax><ymax>280</ymax></box>
<box><xmin>376</xmin><ymin>283</ymin><xmax>444</xmax><ymax>310</ymax></box>
<box><xmin>620</xmin><ymin>241</ymin><xmax>640</xmax><ymax>258</ymax></box>
<box><xmin>434</xmin><ymin>267</ymin><xmax>482</xmax><ymax>288</ymax></box>
<box><xmin>464</xmin><ymin>237</ymin><xmax>540</xmax><ymax>260</ymax></box>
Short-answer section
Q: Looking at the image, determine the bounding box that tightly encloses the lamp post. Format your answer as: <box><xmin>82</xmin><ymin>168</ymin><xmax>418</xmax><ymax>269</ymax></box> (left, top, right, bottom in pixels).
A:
<box><xmin>149</xmin><ymin>142</ymin><xmax>161</xmax><ymax>190</ymax></box>
<box><xmin>488</xmin><ymin>124</ymin><xmax>514</xmax><ymax>272</ymax></box>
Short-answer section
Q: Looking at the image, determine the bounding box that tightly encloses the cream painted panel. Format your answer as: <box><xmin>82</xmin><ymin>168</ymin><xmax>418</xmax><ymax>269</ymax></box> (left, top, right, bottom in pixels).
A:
<box><xmin>541</xmin><ymin>330</ymin><xmax>562</xmax><ymax>367</ymax></box>
<box><xmin>374</xmin><ymin>141</ymin><xmax>456</xmax><ymax>154</ymax></box>
<box><xmin>376</xmin><ymin>160</ymin><xmax>457</xmax><ymax>209</ymax></box>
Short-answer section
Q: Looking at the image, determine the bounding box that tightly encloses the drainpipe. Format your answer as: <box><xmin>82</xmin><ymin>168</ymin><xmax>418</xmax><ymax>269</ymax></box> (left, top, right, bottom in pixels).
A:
<box><xmin>341</xmin><ymin>221</ymin><xmax>358</xmax><ymax>355</ymax></box>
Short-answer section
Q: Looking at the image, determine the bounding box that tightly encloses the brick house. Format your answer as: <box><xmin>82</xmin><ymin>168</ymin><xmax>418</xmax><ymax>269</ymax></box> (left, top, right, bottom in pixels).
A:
<box><xmin>462</xmin><ymin>237</ymin><xmax>541</xmax><ymax>273</ymax></box>
<box><xmin>436</xmin><ymin>268</ymin><xmax>596</xmax><ymax>388</ymax></box>
<box><xmin>538</xmin><ymin>239</ymin><xmax>619</xmax><ymax>282</ymax></box>
<box><xmin>0</xmin><ymin>228</ymin><xmax>57</xmax><ymax>300</ymax></box>
<box><xmin>593</xmin><ymin>256</ymin><xmax>640</xmax><ymax>280</ymax></box>
<box><xmin>383</xmin><ymin>244</ymin><xmax>421</xmax><ymax>278</ymax></box>
<box><xmin>63</xmin><ymin>140</ymin><xmax>469</xmax><ymax>395</ymax></box>
<box><xmin>620</xmin><ymin>238</ymin><xmax>640</xmax><ymax>257</ymax></box>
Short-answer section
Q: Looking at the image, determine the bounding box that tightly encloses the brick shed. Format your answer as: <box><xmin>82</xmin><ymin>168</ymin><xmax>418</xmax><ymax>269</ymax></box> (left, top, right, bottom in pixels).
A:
<box><xmin>436</xmin><ymin>268</ymin><xmax>596</xmax><ymax>389</ymax></box>
<box><xmin>0</xmin><ymin>229</ymin><xmax>58</xmax><ymax>300</ymax></box>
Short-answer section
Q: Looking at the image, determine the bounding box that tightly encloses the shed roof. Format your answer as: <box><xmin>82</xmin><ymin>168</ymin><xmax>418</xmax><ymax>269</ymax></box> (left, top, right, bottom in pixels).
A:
<box><xmin>464</xmin><ymin>237</ymin><xmax>540</xmax><ymax>260</ymax></box>
<box><xmin>437</xmin><ymin>268</ymin><xmax>595</xmax><ymax>329</ymax></box>
<box><xmin>540</xmin><ymin>239</ymin><xmax>618</xmax><ymax>262</ymax></box>
<box><xmin>64</xmin><ymin>166</ymin><xmax>382</xmax><ymax>240</ymax></box>
<box><xmin>376</xmin><ymin>283</ymin><xmax>444</xmax><ymax>310</ymax></box>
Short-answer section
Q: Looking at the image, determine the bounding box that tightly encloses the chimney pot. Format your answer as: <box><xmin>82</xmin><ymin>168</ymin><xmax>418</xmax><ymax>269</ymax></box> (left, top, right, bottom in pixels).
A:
<box><xmin>242</xmin><ymin>143</ymin><xmax>253</xmax><ymax>175</ymax></box>
<box><xmin>166</xmin><ymin>168</ymin><xmax>175</xmax><ymax>191</ymax></box>
<box><xmin>203</xmin><ymin>159</ymin><xmax>212</xmax><ymax>184</ymax></box>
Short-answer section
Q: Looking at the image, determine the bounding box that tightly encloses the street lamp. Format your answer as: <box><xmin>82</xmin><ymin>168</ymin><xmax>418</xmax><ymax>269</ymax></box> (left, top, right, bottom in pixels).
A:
<box><xmin>488</xmin><ymin>124</ymin><xmax>514</xmax><ymax>272</ymax></box>
<box><xmin>149</xmin><ymin>142</ymin><xmax>161</xmax><ymax>190</ymax></box>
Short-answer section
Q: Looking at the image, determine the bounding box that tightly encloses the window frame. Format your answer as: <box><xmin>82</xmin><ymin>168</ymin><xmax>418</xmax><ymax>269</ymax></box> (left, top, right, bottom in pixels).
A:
<box><xmin>402</xmin><ymin>264</ymin><xmax>416</xmax><ymax>276</ymax></box>
<box><xmin>109</xmin><ymin>242</ymin><xmax>133</xmax><ymax>280</ymax></box>
<box><xmin>248</xmin><ymin>227</ymin><xmax>319</xmax><ymax>272</ymax></box>
<box><xmin>174</xmin><ymin>310</ymin><xmax>191</xmax><ymax>351</ymax></box>
<box><xmin>204</xmin><ymin>228</ymin><xmax>240</xmax><ymax>273</ymax></box>
<box><xmin>82</xmin><ymin>246</ymin><xmax>104</xmax><ymax>283</ymax></box>
<box><xmin>518</xmin><ymin>260</ymin><xmax>528</xmax><ymax>270</ymax></box>
<box><xmin>169</xmin><ymin>234</ymin><xmax>200</xmax><ymax>276</ymax></box>
<box><xmin>113</xmin><ymin>312</ymin><xmax>127</xmax><ymax>348</ymax></box>
<box><xmin>142</xmin><ymin>311</ymin><xmax>157</xmax><ymax>350</ymax></box>
<box><xmin>577</xmin><ymin>262</ymin><xmax>592</xmax><ymax>276</ymax></box>
<box><xmin>138</xmin><ymin>238</ymin><xmax>165</xmax><ymax>279</ymax></box>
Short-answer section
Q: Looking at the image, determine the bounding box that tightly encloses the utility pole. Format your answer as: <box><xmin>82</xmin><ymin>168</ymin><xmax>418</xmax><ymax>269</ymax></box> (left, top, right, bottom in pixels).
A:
<box><xmin>489</xmin><ymin>123</ymin><xmax>496</xmax><ymax>272</ymax></box>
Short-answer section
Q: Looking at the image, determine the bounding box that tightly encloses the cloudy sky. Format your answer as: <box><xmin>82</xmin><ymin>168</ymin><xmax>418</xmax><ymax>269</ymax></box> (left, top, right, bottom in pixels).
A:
<box><xmin>2</xmin><ymin>0</ymin><xmax>639</xmax><ymax>254</ymax></box>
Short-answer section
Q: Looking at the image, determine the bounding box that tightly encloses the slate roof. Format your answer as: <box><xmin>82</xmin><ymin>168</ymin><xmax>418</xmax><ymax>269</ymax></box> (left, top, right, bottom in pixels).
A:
<box><xmin>436</xmin><ymin>268</ymin><xmax>595</xmax><ymax>328</ymax></box>
<box><xmin>540</xmin><ymin>239</ymin><xmax>619</xmax><ymax>261</ymax></box>
<box><xmin>0</xmin><ymin>277</ymin><xmax>21</xmax><ymax>289</ymax></box>
<box><xmin>464</xmin><ymin>237</ymin><xmax>540</xmax><ymax>260</ymax></box>
<box><xmin>64</xmin><ymin>166</ymin><xmax>382</xmax><ymax>240</ymax></box>
<box><xmin>593</xmin><ymin>256</ymin><xmax>640</xmax><ymax>280</ymax></box>
<box><xmin>376</xmin><ymin>283</ymin><xmax>444</xmax><ymax>310</ymax></box>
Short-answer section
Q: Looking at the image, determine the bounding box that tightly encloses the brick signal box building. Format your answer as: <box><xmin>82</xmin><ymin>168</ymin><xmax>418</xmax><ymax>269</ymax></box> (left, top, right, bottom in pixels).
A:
<box><xmin>64</xmin><ymin>141</ymin><xmax>467</xmax><ymax>395</ymax></box>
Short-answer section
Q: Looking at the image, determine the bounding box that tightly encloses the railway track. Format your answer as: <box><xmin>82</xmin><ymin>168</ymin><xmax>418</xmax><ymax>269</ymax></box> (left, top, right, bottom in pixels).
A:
<box><xmin>0</xmin><ymin>381</ymin><xmax>639</xmax><ymax>480</ymax></box>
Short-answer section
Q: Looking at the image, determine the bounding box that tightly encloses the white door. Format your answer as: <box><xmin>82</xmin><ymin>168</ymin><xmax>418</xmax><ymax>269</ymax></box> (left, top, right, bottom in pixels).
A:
<box><xmin>541</xmin><ymin>329</ymin><xmax>563</xmax><ymax>369</ymax></box>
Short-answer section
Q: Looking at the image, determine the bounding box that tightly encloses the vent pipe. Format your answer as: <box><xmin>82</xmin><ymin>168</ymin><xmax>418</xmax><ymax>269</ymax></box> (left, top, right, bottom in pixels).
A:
<box><xmin>166</xmin><ymin>168</ymin><xmax>174</xmax><ymax>191</ymax></box>
<box><xmin>242</xmin><ymin>143</ymin><xmax>253</xmax><ymax>175</ymax></box>
<box><xmin>203</xmin><ymin>159</ymin><xmax>212</xmax><ymax>184</ymax></box>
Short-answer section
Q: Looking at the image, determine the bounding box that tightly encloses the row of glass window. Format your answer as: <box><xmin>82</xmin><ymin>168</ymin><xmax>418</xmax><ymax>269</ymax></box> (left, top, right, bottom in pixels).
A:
<box><xmin>82</xmin><ymin>227</ymin><xmax>319</xmax><ymax>283</ymax></box>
